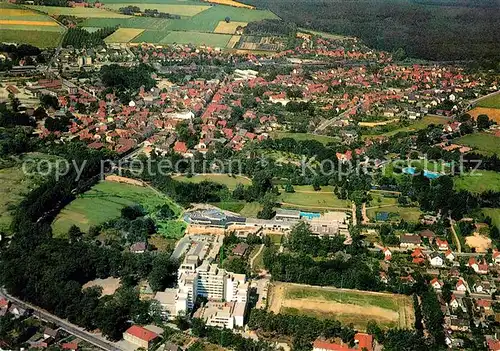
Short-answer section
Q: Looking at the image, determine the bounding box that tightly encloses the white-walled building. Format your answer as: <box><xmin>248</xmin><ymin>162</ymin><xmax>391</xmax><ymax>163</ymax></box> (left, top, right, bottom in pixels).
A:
<box><xmin>193</xmin><ymin>301</ymin><xmax>246</xmax><ymax>330</ymax></box>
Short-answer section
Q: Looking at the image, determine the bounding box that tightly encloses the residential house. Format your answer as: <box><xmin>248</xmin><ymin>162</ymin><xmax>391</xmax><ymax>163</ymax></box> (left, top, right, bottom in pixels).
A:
<box><xmin>383</xmin><ymin>247</ymin><xmax>392</xmax><ymax>261</ymax></box>
<box><xmin>468</xmin><ymin>258</ymin><xmax>488</xmax><ymax>274</ymax></box>
<box><xmin>445</xmin><ymin>250</ymin><xmax>455</xmax><ymax>262</ymax></box>
<box><xmin>411</xmin><ymin>248</ymin><xmax>426</xmax><ymax>264</ymax></box>
<box><xmin>436</xmin><ymin>238</ymin><xmax>449</xmax><ymax>251</ymax></box>
<box><xmin>456</xmin><ymin>278</ymin><xmax>468</xmax><ymax>292</ymax></box>
<box><xmin>130</xmin><ymin>242</ymin><xmax>147</xmax><ymax>254</ymax></box>
<box><xmin>493</xmin><ymin>249</ymin><xmax>500</xmax><ymax>265</ymax></box>
<box><xmin>123</xmin><ymin>325</ymin><xmax>159</xmax><ymax>349</ymax></box>
<box><xmin>400</xmin><ymin>234</ymin><xmax>422</xmax><ymax>249</ymax></box>
<box><xmin>476</xmin><ymin>299</ymin><xmax>492</xmax><ymax>311</ymax></box>
<box><xmin>232</xmin><ymin>243</ymin><xmax>249</xmax><ymax>257</ymax></box>
<box><xmin>428</xmin><ymin>252</ymin><xmax>445</xmax><ymax>267</ymax></box>
<box><xmin>430</xmin><ymin>277</ymin><xmax>443</xmax><ymax>290</ymax></box>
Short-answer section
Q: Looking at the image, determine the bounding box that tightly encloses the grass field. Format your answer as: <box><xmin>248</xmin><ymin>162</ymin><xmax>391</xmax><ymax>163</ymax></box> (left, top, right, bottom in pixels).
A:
<box><xmin>268</xmin><ymin>283</ymin><xmax>414</xmax><ymax>330</ymax></box>
<box><xmin>482</xmin><ymin>208</ymin><xmax>500</xmax><ymax>229</ymax></box>
<box><xmin>203</xmin><ymin>0</ymin><xmax>255</xmax><ymax>8</ymax></box>
<box><xmin>160</xmin><ymin>31</ymin><xmax>231</xmax><ymax>46</ymax></box>
<box><xmin>172</xmin><ymin>174</ymin><xmax>251</xmax><ymax>190</ymax></box>
<box><xmin>104</xmin><ymin>3</ymin><xmax>210</xmax><ymax>16</ymax></box>
<box><xmin>0</xmin><ymin>29</ymin><xmax>63</xmax><ymax>47</ymax></box>
<box><xmin>130</xmin><ymin>29</ymin><xmax>168</xmax><ymax>42</ymax></box>
<box><xmin>270</xmin><ymin>132</ymin><xmax>340</xmax><ymax>145</ymax></box>
<box><xmin>278</xmin><ymin>188</ymin><xmax>351</xmax><ymax>210</ymax></box>
<box><xmin>454</xmin><ymin>132</ymin><xmax>500</xmax><ymax>155</ymax></box>
<box><xmin>27</xmin><ymin>5</ymin><xmax>131</xmax><ymax>18</ymax></box>
<box><xmin>214</xmin><ymin>20</ymin><xmax>247</xmax><ymax>34</ymax></box>
<box><xmin>367</xmin><ymin>205</ymin><xmax>422</xmax><ymax>222</ymax></box>
<box><xmin>239</xmin><ymin>202</ymin><xmax>262</xmax><ymax>217</ymax></box>
<box><xmin>468</xmin><ymin>107</ymin><xmax>500</xmax><ymax>123</ymax></box>
<box><xmin>454</xmin><ymin>170</ymin><xmax>500</xmax><ymax>194</ymax></box>
<box><xmin>104</xmin><ymin>27</ymin><xmax>144</xmax><ymax>42</ymax></box>
<box><xmin>476</xmin><ymin>93</ymin><xmax>500</xmax><ymax>109</ymax></box>
<box><xmin>52</xmin><ymin>180</ymin><xmax>183</xmax><ymax>237</ymax></box>
<box><xmin>362</xmin><ymin>115</ymin><xmax>449</xmax><ymax>139</ymax></box>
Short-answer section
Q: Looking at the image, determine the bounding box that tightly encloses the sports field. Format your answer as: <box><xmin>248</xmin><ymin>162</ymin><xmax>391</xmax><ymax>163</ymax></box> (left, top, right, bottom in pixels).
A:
<box><xmin>172</xmin><ymin>174</ymin><xmax>251</xmax><ymax>190</ymax></box>
<box><xmin>476</xmin><ymin>93</ymin><xmax>500</xmax><ymax>109</ymax></box>
<box><xmin>268</xmin><ymin>283</ymin><xmax>414</xmax><ymax>330</ymax></box>
<box><xmin>52</xmin><ymin>180</ymin><xmax>182</xmax><ymax>237</ymax></box>
<box><xmin>454</xmin><ymin>132</ymin><xmax>500</xmax><ymax>155</ymax></box>
<box><xmin>454</xmin><ymin>170</ymin><xmax>500</xmax><ymax>194</ymax></box>
<box><xmin>278</xmin><ymin>187</ymin><xmax>351</xmax><ymax>210</ymax></box>
<box><xmin>104</xmin><ymin>28</ymin><xmax>144</xmax><ymax>43</ymax></box>
<box><xmin>104</xmin><ymin>3</ymin><xmax>210</xmax><ymax>16</ymax></box>
<box><xmin>26</xmin><ymin>5</ymin><xmax>131</xmax><ymax>18</ymax></box>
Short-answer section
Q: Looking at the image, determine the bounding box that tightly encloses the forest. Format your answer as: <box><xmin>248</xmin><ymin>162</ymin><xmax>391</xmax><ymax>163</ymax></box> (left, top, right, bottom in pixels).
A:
<box><xmin>243</xmin><ymin>0</ymin><xmax>500</xmax><ymax>62</ymax></box>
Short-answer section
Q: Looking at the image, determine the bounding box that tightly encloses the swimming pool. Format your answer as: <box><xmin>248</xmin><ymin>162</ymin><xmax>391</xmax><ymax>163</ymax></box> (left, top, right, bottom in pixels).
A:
<box><xmin>402</xmin><ymin>167</ymin><xmax>441</xmax><ymax>179</ymax></box>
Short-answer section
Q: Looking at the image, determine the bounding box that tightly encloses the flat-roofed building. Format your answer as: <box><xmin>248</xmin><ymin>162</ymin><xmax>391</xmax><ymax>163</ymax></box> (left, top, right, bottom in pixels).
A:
<box><xmin>193</xmin><ymin>301</ymin><xmax>246</xmax><ymax>329</ymax></box>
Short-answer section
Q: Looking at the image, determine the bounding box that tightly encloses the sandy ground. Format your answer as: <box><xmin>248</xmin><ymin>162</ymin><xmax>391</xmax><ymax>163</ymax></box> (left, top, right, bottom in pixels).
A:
<box><xmin>469</xmin><ymin>107</ymin><xmax>500</xmax><ymax>123</ymax></box>
<box><xmin>268</xmin><ymin>282</ymin><xmax>414</xmax><ymax>330</ymax></box>
<box><xmin>105</xmin><ymin>175</ymin><xmax>144</xmax><ymax>186</ymax></box>
<box><xmin>185</xmin><ymin>225</ymin><xmax>226</xmax><ymax>235</ymax></box>
<box><xmin>466</xmin><ymin>232</ymin><xmax>492</xmax><ymax>252</ymax></box>
<box><xmin>82</xmin><ymin>277</ymin><xmax>121</xmax><ymax>296</ymax></box>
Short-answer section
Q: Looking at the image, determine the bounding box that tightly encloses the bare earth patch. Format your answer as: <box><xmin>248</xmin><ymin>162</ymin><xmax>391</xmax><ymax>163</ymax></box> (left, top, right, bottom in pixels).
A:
<box><xmin>468</xmin><ymin>107</ymin><xmax>500</xmax><ymax>123</ymax></box>
<box><xmin>83</xmin><ymin>277</ymin><xmax>121</xmax><ymax>296</ymax></box>
<box><xmin>466</xmin><ymin>232</ymin><xmax>492</xmax><ymax>252</ymax></box>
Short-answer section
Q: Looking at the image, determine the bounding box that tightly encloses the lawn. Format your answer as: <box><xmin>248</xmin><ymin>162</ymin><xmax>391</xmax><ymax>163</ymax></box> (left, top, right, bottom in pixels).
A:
<box><xmin>278</xmin><ymin>190</ymin><xmax>350</xmax><ymax>210</ymax></box>
<box><xmin>52</xmin><ymin>180</ymin><xmax>182</xmax><ymax>237</ymax></box>
<box><xmin>454</xmin><ymin>132</ymin><xmax>500</xmax><ymax>155</ymax></box>
<box><xmin>368</xmin><ymin>192</ymin><xmax>398</xmax><ymax>207</ymax></box>
<box><xmin>104</xmin><ymin>27</ymin><xmax>144</xmax><ymax>43</ymax></box>
<box><xmin>367</xmin><ymin>205</ymin><xmax>422</xmax><ymax>222</ymax></box>
<box><xmin>238</xmin><ymin>202</ymin><xmax>262</xmax><ymax>218</ymax></box>
<box><xmin>477</xmin><ymin>93</ymin><xmax>500</xmax><ymax>109</ymax></box>
<box><xmin>103</xmin><ymin>3</ymin><xmax>210</xmax><ymax>16</ymax></box>
<box><xmin>362</xmin><ymin>115</ymin><xmax>449</xmax><ymax>139</ymax></box>
<box><xmin>172</xmin><ymin>174</ymin><xmax>251</xmax><ymax>190</ymax></box>
<box><xmin>269</xmin><ymin>283</ymin><xmax>414</xmax><ymax>331</ymax></box>
<box><xmin>454</xmin><ymin>170</ymin><xmax>500</xmax><ymax>194</ymax></box>
<box><xmin>160</xmin><ymin>30</ymin><xmax>231</xmax><ymax>46</ymax></box>
<box><xmin>270</xmin><ymin>132</ymin><xmax>340</xmax><ymax>145</ymax></box>
<box><xmin>27</xmin><ymin>5</ymin><xmax>131</xmax><ymax>18</ymax></box>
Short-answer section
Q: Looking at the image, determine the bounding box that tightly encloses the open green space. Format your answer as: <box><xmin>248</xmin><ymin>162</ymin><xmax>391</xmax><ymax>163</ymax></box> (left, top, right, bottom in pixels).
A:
<box><xmin>130</xmin><ymin>29</ymin><xmax>168</xmax><ymax>42</ymax></box>
<box><xmin>79</xmin><ymin>16</ymin><xmax>171</xmax><ymax>30</ymax></box>
<box><xmin>270</xmin><ymin>131</ymin><xmax>340</xmax><ymax>145</ymax></box>
<box><xmin>362</xmin><ymin>115</ymin><xmax>449</xmax><ymax>139</ymax></box>
<box><xmin>482</xmin><ymin>208</ymin><xmax>500</xmax><ymax>230</ymax></box>
<box><xmin>52</xmin><ymin>181</ymin><xmax>182</xmax><ymax>237</ymax></box>
<box><xmin>286</xmin><ymin>286</ymin><xmax>400</xmax><ymax>311</ymax></box>
<box><xmin>477</xmin><ymin>94</ymin><xmax>500</xmax><ymax>109</ymax></box>
<box><xmin>172</xmin><ymin>174</ymin><xmax>251</xmax><ymax>190</ymax></box>
<box><xmin>278</xmin><ymin>190</ymin><xmax>350</xmax><ymax>209</ymax></box>
<box><xmin>454</xmin><ymin>132</ymin><xmax>500</xmax><ymax>156</ymax></box>
<box><xmin>103</xmin><ymin>3</ymin><xmax>210</xmax><ymax>16</ymax></box>
<box><xmin>367</xmin><ymin>205</ymin><xmax>422</xmax><ymax>223</ymax></box>
<box><xmin>26</xmin><ymin>5</ymin><xmax>131</xmax><ymax>18</ymax></box>
<box><xmin>454</xmin><ymin>170</ymin><xmax>500</xmax><ymax>194</ymax></box>
<box><xmin>368</xmin><ymin>192</ymin><xmax>398</xmax><ymax>207</ymax></box>
<box><xmin>159</xmin><ymin>31</ymin><xmax>231</xmax><ymax>47</ymax></box>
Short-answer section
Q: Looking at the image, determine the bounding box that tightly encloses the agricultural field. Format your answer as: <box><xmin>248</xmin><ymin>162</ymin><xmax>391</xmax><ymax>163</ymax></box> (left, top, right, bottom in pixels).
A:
<box><xmin>130</xmin><ymin>29</ymin><xmax>168</xmax><ymax>43</ymax></box>
<box><xmin>214</xmin><ymin>20</ymin><xmax>247</xmax><ymax>34</ymax></box>
<box><xmin>26</xmin><ymin>5</ymin><xmax>131</xmax><ymax>18</ymax></box>
<box><xmin>172</xmin><ymin>174</ymin><xmax>251</xmax><ymax>190</ymax></box>
<box><xmin>454</xmin><ymin>170</ymin><xmax>500</xmax><ymax>194</ymax></box>
<box><xmin>454</xmin><ymin>132</ymin><xmax>500</xmax><ymax>155</ymax></box>
<box><xmin>268</xmin><ymin>283</ymin><xmax>414</xmax><ymax>330</ymax></box>
<box><xmin>80</xmin><ymin>16</ymin><xmax>171</xmax><ymax>30</ymax></box>
<box><xmin>468</xmin><ymin>107</ymin><xmax>500</xmax><ymax>124</ymax></box>
<box><xmin>160</xmin><ymin>31</ymin><xmax>231</xmax><ymax>47</ymax></box>
<box><xmin>227</xmin><ymin>34</ymin><xmax>241</xmax><ymax>48</ymax></box>
<box><xmin>476</xmin><ymin>93</ymin><xmax>500</xmax><ymax>109</ymax></box>
<box><xmin>104</xmin><ymin>27</ymin><xmax>144</xmax><ymax>43</ymax></box>
<box><xmin>52</xmin><ymin>180</ymin><xmax>183</xmax><ymax>238</ymax></box>
<box><xmin>278</xmin><ymin>188</ymin><xmax>351</xmax><ymax>210</ymax></box>
<box><xmin>367</xmin><ymin>205</ymin><xmax>422</xmax><ymax>223</ymax></box>
<box><xmin>103</xmin><ymin>3</ymin><xmax>210</xmax><ymax>16</ymax></box>
<box><xmin>270</xmin><ymin>131</ymin><xmax>341</xmax><ymax>145</ymax></box>
<box><xmin>362</xmin><ymin>115</ymin><xmax>449</xmax><ymax>139</ymax></box>
<box><xmin>0</xmin><ymin>3</ymin><xmax>65</xmax><ymax>46</ymax></box>
<box><xmin>203</xmin><ymin>0</ymin><xmax>255</xmax><ymax>9</ymax></box>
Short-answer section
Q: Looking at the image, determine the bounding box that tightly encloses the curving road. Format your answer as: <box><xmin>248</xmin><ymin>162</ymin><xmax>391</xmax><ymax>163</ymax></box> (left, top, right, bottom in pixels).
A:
<box><xmin>0</xmin><ymin>288</ymin><xmax>123</xmax><ymax>351</ymax></box>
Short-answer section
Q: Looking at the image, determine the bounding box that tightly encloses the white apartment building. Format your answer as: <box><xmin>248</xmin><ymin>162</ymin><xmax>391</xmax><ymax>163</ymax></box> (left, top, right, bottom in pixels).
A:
<box><xmin>193</xmin><ymin>301</ymin><xmax>246</xmax><ymax>330</ymax></box>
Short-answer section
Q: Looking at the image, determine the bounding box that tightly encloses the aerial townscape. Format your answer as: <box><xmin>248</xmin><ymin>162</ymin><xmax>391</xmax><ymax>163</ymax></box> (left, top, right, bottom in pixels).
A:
<box><xmin>0</xmin><ymin>0</ymin><xmax>500</xmax><ymax>350</ymax></box>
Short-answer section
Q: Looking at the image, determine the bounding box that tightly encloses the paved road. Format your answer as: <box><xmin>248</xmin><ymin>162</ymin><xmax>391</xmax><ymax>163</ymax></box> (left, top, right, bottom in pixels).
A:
<box><xmin>449</xmin><ymin>218</ymin><xmax>462</xmax><ymax>253</ymax></box>
<box><xmin>0</xmin><ymin>289</ymin><xmax>123</xmax><ymax>351</ymax></box>
<box><xmin>314</xmin><ymin>102</ymin><xmax>362</xmax><ymax>133</ymax></box>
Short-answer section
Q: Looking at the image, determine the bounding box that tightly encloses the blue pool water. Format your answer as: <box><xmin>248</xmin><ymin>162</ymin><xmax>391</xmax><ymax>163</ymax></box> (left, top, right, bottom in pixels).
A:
<box><xmin>402</xmin><ymin>167</ymin><xmax>441</xmax><ymax>179</ymax></box>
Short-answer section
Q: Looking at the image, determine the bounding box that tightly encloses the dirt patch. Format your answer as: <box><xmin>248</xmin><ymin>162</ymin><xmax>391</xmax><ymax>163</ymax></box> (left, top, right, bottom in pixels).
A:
<box><xmin>469</xmin><ymin>107</ymin><xmax>500</xmax><ymax>123</ymax></box>
<box><xmin>466</xmin><ymin>232</ymin><xmax>492</xmax><ymax>252</ymax></box>
<box><xmin>358</xmin><ymin>118</ymin><xmax>399</xmax><ymax>127</ymax></box>
<box><xmin>83</xmin><ymin>277</ymin><xmax>121</xmax><ymax>296</ymax></box>
<box><xmin>105</xmin><ymin>175</ymin><xmax>144</xmax><ymax>186</ymax></box>
<box><xmin>214</xmin><ymin>21</ymin><xmax>247</xmax><ymax>34</ymax></box>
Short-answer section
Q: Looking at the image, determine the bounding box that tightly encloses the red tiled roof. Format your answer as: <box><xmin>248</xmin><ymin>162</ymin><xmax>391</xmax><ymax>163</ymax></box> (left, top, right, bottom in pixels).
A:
<box><xmin>125</xmin><ymin>325</ymin><xmax>158</xmax><ymax>342</ymax></box>
<box><xmin>355</xmin><ymin>333</ymin><xmax>373</xmax><ymax>351</ymax></box>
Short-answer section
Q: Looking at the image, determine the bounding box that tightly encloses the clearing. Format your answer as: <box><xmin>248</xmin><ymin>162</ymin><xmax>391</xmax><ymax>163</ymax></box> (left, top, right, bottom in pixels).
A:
<box><xmin>83</xmin><ymin>277</ymin><xmax>121</xmax><ymax>296</ymax></box>
<box><xmin>103</xmin><ymin>3</ymin><xmax>210</xmax><ymax>16</ymax></box>
<box><xmin>172</xmin><ymin>174</ymin><xmax>251</xmax><ymax>190</ymax></box>
<box><xmin>454</xmin><ymin>170</ymin><xmax>500</xmax><ymax>194</ymax></box>
<box><xmin>465</xmin><ymin>232</ymin><xmax>492</xmax><ymax>253</ymax></box>
<box><xmin>104</xmin><ymin>28</ymin><xmax>144</xmax><ymax>43</ymax></box>
<box><xmin>268</xmin><ymin>282</ymin><xmax>414</xmax><ymax>330</ymax></box>
<box><xmin>454</xmin><ymin>132</ymin><xmax>500</xmax><ymax>156</ymax></box>
<box><xmin>367</xmin><ymin>205</ymin><xmax>422</xmax><ymax>223</ymax></box>
<box><xmin>278</xmin><ymin>188</ymin><xmax>351</xmax><ymax>210</ymax></box>
<box><xmin>52</xmin><ymin>180</ymin><xmax>182</xmax><ymax>237</ymax></box>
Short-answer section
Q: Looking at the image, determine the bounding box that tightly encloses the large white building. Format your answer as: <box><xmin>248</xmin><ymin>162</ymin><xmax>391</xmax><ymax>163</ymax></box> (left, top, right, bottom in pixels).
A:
<box><xmin>193</xmin><ymin>301</ymin><xmax>246</xmax><ymax>330</ymax></box>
